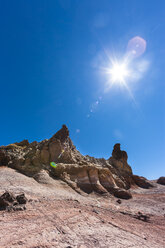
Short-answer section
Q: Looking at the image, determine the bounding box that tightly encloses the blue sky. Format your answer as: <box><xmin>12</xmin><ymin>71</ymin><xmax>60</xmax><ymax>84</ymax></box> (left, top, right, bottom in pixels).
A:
<box><xmin>0</xmin><ymin>0</ymin><xmax>164</xmax><ymax>179</ymax></box>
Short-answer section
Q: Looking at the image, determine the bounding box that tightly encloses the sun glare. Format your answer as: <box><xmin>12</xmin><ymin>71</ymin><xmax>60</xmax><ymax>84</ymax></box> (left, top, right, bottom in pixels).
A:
<box><xmin>109</xmin><ymin>61</ymin><xmax>129</xmax><ymax>84</ymax></box>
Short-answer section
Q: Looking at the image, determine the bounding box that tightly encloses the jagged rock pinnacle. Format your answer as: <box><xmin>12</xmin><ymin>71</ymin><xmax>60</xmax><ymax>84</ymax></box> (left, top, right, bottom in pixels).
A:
<box><xmin>112</xmin><ymin>143</ymin><xmax>128</xmax><ymax>162</ymax></box>
<box><xmin>52</xmin><ymin>124</ymin><xmax>69</xmax><ymax>143</ymax></box>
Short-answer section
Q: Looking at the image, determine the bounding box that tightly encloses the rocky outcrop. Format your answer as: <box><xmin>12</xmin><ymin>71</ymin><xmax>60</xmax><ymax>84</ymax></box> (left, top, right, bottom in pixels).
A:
<box><xmin>132</xmin><ymin>175</ymin><xmax>153</xmax><ymax>189</ymax></box>
<box><xmin>157</xmin><ymin>177</ymin><xmax>165</xmax><ymax>185</ymax></box>
<box><xmin>52</xmin><ymin>124</ymin><xmax>69</xmax><ymax>143</ymax></box>
<box><xmin>108</xmin><ymin>143</ymin><xmax>132</xmax><ymax>174</ymax></box>
<box><xmin>0</xmin><ymin>125</ymin><xmax>154</xmax><ymax>199</ymax></box>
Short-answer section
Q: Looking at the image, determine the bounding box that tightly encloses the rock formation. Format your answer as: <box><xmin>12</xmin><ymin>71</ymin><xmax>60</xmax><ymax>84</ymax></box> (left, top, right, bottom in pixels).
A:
<box><xmin>157</xmin><ymin>177</ymin><xmax>165</xmax><ymax>185</ymax></box>
<box><xmin>0</xmin><ymin>125</ymin><xmax>154</xmax><ymax>199</ymax></box>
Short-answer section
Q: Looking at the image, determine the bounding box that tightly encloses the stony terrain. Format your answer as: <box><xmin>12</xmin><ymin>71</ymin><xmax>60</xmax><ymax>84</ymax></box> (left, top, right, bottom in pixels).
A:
<box><xmin>0</xmin><ymin>125</ymin><xmax>164</xmax><ymax>247</ymax></box>
<box><xmin>0</xmin><ymin>167</ymin><xmax>165</xmax><ymax>248</ymax></box>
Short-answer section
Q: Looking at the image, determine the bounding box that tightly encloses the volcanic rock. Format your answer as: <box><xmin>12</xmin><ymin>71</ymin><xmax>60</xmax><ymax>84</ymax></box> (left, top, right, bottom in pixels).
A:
<box><xmin>0</xmin><ymin>192</ymin><xmax>27</xmax><ymax>211</ymax></box>
<box><xmin>157</xmin><ymin>177</ymin><xmax>165</xmax><ymax>185</ymax></box>
<box><xmin>1</xmin><ymin>191</ymin><xmax>15</xmax><ymax>202</ymax></box>
<box><xmin>16</xmin><ymin>193</ymin><xmax>27</xmax><ymax>204</ymax></box>
<box><xmin>113</xmin><ymin>189</ymin><xmax>132</xmax><ymax>199</ymax></box>
<box><xmin>116</xmin><ymin>199</ymin><xmax>122</xmax><ymax>204</ymax></box>
<box><xmin>0</xmin><ymin>192</ymin><xmax>15</xmax><ymax>210</ymax></box>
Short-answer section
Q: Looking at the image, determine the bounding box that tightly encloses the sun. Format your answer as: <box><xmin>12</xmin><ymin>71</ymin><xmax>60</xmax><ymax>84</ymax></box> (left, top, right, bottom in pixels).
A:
<box><xmin>102</xmin><ymin>57</ymin><xmax>136</xmax><ymax>102</ymax></box>
<box><xmin>109</xmin><ymin>61</ymin><xmax>129</xmax><ymax>84</ymax></box>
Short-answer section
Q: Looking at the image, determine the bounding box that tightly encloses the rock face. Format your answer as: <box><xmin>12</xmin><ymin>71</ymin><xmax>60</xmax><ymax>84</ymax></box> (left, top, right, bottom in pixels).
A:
<box><xmin>157</xmin><ymin>177</ymin><xmax>165</xmax><ymax>185</ymax></box>
<box><xmin>0</xmin><ymin>125</ymin><xmax>155</xmax><ymax>199</ymax></box>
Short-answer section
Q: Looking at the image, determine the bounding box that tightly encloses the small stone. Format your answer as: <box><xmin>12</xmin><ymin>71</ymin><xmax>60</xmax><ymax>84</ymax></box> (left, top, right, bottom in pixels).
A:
<box><xmin>117</xmin><ymin>199</ymin><xmax>122</xmax><ymax>204</ymax></box>
<box><xmin>92</xmin><ymin>209</ymin><xmax>99</xmax><ymax>214</ymax></box>
<box><xmin>13</xmin><ymin>201</ymin><xmax>18</xmax><ymax>206</ymax></box>
<box><xmin>17</xmin><ymin>241</ymin><xmax>24</xmax><ymax>245</ymax></box>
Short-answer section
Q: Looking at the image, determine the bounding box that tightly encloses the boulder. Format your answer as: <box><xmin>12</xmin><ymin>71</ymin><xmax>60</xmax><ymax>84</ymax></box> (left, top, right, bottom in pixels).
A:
<box><xmin>0</xmin><ymin>191</ymin><xmax>15</xmax><ymax>203</ymax></box>
<box><xmin>0</xmin><ymin>192</ymin><xmax>15</xmax><ymax>210</ymax></box>
<box><xmin>0</xmin><ymin>197</ymin><xmax>10</xmax><ymax>210</ymax></box>
<box><xmin>157</xmin><ymin>177</ymin><xmax>165</xmax><ymax>185</ymax></box>
<box><xmin>0</xmin><ymin>192</ymin><xmax>27</xmax><ymax>211</ymax></box>
<box><xmin>114</xmin><ymin>189</ymin><xmax>132</xmax><ymax>199</ymax></box>
<box><xmin>16</xmin><ymin>193</ymin><xmax>27</xmax><ymax>204</ymax></box>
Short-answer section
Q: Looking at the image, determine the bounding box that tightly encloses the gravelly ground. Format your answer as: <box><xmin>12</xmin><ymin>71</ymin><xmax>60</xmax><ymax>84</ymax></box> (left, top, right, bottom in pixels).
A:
<box><xmin>0</xmin><ymin>167</ymin><xmax>165</xmax><ymax>248</ymax></box>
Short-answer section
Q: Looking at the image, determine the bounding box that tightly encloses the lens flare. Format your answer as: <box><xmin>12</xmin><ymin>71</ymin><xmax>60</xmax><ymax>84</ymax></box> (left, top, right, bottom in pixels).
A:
<box><xmin>127</xmin><ymin>36</ymin><xmax>146</xmax><ymax>58</ymax></box>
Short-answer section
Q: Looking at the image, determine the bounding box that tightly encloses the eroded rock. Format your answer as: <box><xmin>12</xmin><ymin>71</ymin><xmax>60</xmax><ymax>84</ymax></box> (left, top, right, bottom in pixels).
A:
<box><xmin>108</xmin><ymin>143</ymin><xmax>132</xmax><ymax>174</ymax></box>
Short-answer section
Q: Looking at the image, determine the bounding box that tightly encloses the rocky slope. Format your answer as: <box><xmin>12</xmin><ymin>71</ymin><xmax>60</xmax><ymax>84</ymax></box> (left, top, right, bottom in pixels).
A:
<box><xmin>0</xmin><ymin>125</ymin><xmax>153</xmax><ymax>199</ymax></box>
<box><xmin>0</xmin><ymin>167</ymin><xmax>165</xmax><ymax>248</ymax></box>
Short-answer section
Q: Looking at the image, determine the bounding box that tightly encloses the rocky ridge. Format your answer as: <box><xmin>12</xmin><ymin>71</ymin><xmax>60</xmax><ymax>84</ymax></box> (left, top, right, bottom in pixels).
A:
<box><xmin>0</xmin><ymin>125</ymin><xmax>153</xmax><ymax>199</ymax></box>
